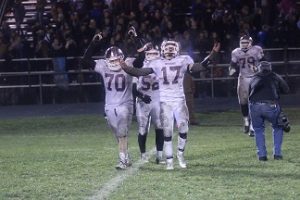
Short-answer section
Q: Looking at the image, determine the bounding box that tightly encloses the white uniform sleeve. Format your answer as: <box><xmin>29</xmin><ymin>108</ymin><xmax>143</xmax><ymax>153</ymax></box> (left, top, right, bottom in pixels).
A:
<box><xmin>149</xmin><ymin>59</ymin><xmax>161</xmax><ymax>75</ymax></box>
<box><xmin>231</xmin><ymin>49</ymin><xmax>238</xmax><ymax>63</ymax></box>
<box><xmin>94</xmin><ymin>59</ymin><xmax>106</xmax><ymax>74</ymax></box>
<box><xmin>182</xmin><ymin>55</ymin><xmax>194</xmax><ymax>71</ymax></box>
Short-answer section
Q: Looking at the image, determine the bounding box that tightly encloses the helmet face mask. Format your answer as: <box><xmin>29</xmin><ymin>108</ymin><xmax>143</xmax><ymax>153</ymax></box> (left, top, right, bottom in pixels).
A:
<box><xmin>239</xmin><ymin>35</ymin><xmax>252</xmax><ymax>50</ymax></box>
<box><xmin>161</xmin><ymin>40</ymin><xmax>179</xmax><ymax>60</ymax></box>
<box><xmin>145</xmin><ymin>46</ymin><xmax>160</xmax><ymax>61</ymax></box>
<box><xmin>105</xmin><ymin>46</ymin><xmax>124</xmax><ymax>71</ymax></box>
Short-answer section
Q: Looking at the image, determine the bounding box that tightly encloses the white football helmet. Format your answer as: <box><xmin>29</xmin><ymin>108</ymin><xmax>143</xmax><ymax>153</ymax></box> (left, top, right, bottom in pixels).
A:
<box><xmin>239</xmin><ymin>35</ymin><xmax>252</xmax><ymax>51</ymax></box>
<box><xmin>161</xmin><ymin>40</ymin><xmax>179</xmax><ymax>60</ymax></box>
<box><xmin>145</xmin><ymin>45</ymin><xmax>160</xmax><ymax>61</ymax></box>
<box><xmin>104</xmin><ymin>46</ymin><xmax>124</xmax><ymax>71</ymax></box>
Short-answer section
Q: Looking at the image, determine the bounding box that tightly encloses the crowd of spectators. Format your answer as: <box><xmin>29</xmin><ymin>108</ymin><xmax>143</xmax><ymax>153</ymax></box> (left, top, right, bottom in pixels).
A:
<box><xmin>0</xmin><ymin>0</ymin><xmax>300</xmax><ymax>105</ymax></box>
<box><xmin>0</xmin><ymin>0</ymin><xmax>299</xmax><ymax>62</ymax></box>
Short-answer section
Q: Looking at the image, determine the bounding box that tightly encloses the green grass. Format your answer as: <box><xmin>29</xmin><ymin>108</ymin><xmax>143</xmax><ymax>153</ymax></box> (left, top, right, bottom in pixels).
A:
<box><xmin>0</xmin><ymin>109</ymin><xmax>299</xmax><ymax>200</ymax></box>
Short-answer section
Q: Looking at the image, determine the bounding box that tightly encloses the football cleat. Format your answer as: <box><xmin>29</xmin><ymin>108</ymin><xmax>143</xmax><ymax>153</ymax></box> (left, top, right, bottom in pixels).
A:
<box><xmin>125</xmin><ymin>154</ymin><xmax>132</xmax><ymax>167</ymax></box>
<box><xmin>141</xmin><ymin>153</ymin><xmax>149</xmax><ymax>163</ymax></box>
<box><xmin>177</xmin><ymin>151</ymin><xmax>187</xmax><ymax>169</ymax></box>
<box><xmin>115</xmin><ymin>161</ymin><xmax>127</xmax><ymax>170</ymax></box>
<box><xmin>248</xmin><ymin>124</ymin><xmax>255</xmax><ymax>137</ymax></box>
<box><xmin>155</xmin><ymin>155</ymin><xmax>166</xmax><ymax>164</ymax></box>
<box><xmin>166</xmin><ymin>158</ymin><xmax>174</xmax><ymax>170</ymax></box>
<box><xmin>244</xmin><ymin>125</ymin><xmax>250</xmax><ymax>134</ymax></box>
<box><xmin>248</xmin><ymin>130</ymin><xmax>255</xmax><ymax>137</ymax></box>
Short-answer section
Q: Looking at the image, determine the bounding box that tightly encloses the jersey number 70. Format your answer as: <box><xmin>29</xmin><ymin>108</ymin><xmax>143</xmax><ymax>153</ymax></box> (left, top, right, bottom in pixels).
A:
<box><xmin>105</xmin><ymin>73</ymin><xmax>126</xmax><ymax>92</ymax></box>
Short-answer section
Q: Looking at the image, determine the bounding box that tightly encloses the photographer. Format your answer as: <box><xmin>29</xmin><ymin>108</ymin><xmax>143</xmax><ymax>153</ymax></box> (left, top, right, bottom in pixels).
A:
<box><xmin>248</xmin><ymin>61</ymin><xmax>290</xmax><ymax>161</ymax></box>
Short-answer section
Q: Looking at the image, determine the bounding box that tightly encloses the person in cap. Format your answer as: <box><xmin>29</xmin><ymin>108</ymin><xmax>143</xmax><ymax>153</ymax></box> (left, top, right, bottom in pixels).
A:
<box><xmin>248</xmin><ymin>61</ymin><xmax>290</xmax><ymax>161</ymax></box>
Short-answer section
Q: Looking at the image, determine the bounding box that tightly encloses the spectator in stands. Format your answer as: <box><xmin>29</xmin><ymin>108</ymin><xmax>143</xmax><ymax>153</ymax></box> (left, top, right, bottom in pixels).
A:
<box><xmin>51</xmin><ymin>35</ymin><xmax>68</xmax><ymax>89</ymax></box>
<box><xmin>2</xmin><ymin>0</ymin><xmax>300</xmax><ymax>63</ymax></box>
<box><xmin>36</xmin><ymin>0</ymin><xmax>47</xmax><ymax>25</ymax></box>
<box><xmin>64</xmin><ymin>34</ymin><xmax>77</xmax><ymax>56</ymax></box>
<box><xmin>13</xmin><ymin>0</ymin><xmax>25</xmax><ymax>35</ymax></box>
<box><xmin>0</xmin><ymin>35</ymin><xmax>9</xmax><ymax>60</ymax></box>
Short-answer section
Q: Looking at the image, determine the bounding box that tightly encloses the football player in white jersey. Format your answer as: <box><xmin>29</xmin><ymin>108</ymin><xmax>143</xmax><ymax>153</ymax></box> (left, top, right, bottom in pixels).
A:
<box><xmin>121</xmin><ymin>40</ymin><xmax>220</xmax><ymax>170</ymax></box>
<box><xmin>131</xmin><ymin>45</ymin><xmax>165</xmax><ymax>164</ymax></box>
<box><xmin>229</xmin><ymin>35</ymin><xmax>265</xmax><ymax>137</ymax></box>
<box><xmin>81</xmin><ymin>33</ymin><xmax>150</xmax><ymax>170</ymax></box>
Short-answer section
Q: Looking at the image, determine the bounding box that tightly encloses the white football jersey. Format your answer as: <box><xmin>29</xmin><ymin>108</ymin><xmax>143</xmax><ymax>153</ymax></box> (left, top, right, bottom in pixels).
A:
<box><xmin>149</xmin><ymin>55</ymin><xmax>194</xmax><ymax>102</ymax></box>
<box><xmin>136</xmin><ymin>60</ymin><xmax>160</xmax><ymax>101</ymax></box>
<box><xmin>231</xmin><ymin>45</ymin><xmax>264</xmax><ymax>77</ymax></box>
<box><xmin>94</xmin><ymin>59</ymin><xmax>133</xmax><ymax>106</ymax></box>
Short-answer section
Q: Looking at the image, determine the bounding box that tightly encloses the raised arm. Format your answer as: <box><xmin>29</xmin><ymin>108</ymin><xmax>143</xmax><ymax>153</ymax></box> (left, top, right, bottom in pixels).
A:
<box><xmin>127</xmin><ymin>26</ymin><xmax>150</xmax><ymax>68</ymax></box>
<box><xmin>81</xmin><ymin>33</ymin><xmax>103</xmax><ymax>69</ymax></box>
<box><xmin>189</xmin><ymin>42</ymin><xmax>220</xmax><ymax>73</ymax></box>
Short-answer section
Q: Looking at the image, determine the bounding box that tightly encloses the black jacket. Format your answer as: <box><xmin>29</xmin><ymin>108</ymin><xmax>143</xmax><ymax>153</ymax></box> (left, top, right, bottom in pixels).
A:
<box><xmin>249</xmin><ymin>71</ymin><xmax>290</xmax><ymax>102</ymax></box>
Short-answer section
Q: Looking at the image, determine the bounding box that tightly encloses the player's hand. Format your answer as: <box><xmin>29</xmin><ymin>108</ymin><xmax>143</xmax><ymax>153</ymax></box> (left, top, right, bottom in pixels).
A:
<box><xmin>228</xmin><ymin>66</ymin><xmax>237</xmax><ymax>76</ymax></box>
<box><xmin>128</xmin><ymin>26</ymin><xmax>137</xmax><ymax>37</ymax></box>
<box><xmin>137</xmin><ymin>42</ymin><xmax>152</xmax><ymax>53</ymax></box>
<box><xmin>92</xmin><ymin>32</ymin><xmax>103</xmax><ymax>41</ymax></box>
<box><xmin>207</xmin><ymin>42</ymin><xmax>220</xmax><ymax>61</ymax></box>
<box><xmin>141</xmin><ymin>94</ymin><xmax>151</xmax><ymax>104</ymax></box>
<box><xmin>212</xmin><ymin>42</ymin><xmax>221</xmax><ymax>53</ymax></box>
<box><xmin>119</xmin><ymin>59</ymin><xmax>127</xmax><ymax>69</ymax></box>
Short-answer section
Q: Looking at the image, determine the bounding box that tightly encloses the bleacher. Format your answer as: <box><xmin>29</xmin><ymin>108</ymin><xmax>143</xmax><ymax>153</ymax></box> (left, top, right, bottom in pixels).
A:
<box><xmin>2</xmin><ymin>0</ymin><xmax>52</xmax><ymax>41</ymax></box>
<box><xmin>0</xmin><ymin>1</ymin><xmax>300</xmax><ymax>105</ymax></box>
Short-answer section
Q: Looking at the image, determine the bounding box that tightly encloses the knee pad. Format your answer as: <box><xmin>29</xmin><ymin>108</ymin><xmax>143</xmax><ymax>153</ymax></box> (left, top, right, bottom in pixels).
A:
<box><xmin>179</xmin><ymin>132</ymin><xmax>187</xmax><ymax>139</ymax></box>
<box><xmin>164</xmin><ymin>136</ymin><xmax>172</xmax><ymax>142</ymax></box>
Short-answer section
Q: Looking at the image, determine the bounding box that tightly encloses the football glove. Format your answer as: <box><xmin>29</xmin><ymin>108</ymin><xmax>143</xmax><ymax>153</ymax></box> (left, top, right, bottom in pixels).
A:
<box><xmin>228</xmin><ymin>66</ymin><xmax>237</xmax><ymax>76</ymax></box>
<box><xmin>140</xmin><ymin>94</ymin><xmax>152</xmax><ymax>104</ymax></box>
<box><xmin>128</xmin><ymin>26</ymin><xmax>137</xmax><ymax>37</ymax></box>
<box><xmin>138</xmin><ymin>42</ymin><xmax>153</xmax><ymax>53</ymax></box>
<box><xmin>92</xmin><ymin>32</ymin><xmax>103</xmax><ymax>41</ymax></box>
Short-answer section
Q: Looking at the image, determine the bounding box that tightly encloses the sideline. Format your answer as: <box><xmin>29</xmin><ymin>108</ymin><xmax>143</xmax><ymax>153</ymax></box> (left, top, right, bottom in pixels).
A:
<box><xmin>87</xmin><ymin>148</ymin><xmax>156</xmax><ymax>200</ymax></box>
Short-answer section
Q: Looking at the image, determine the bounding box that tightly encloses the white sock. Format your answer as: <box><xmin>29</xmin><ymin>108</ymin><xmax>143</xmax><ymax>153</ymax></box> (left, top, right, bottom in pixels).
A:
<box><xmin>157</xmin><ymin>151</ymin><xmax>163</xmax><ymax>158</ymax></box>
<box><xmin>244</xmin><ymin>117</ymin><xmax>249</xmax><ymax>126</ymax></box>
<box><xmin>164</xmin><ymin>141</ymin><xmax>173</xmax><ymax>159</ymax></box>
<box><xmin>119</xmin><ymin>152</ymin><xmax>126</xmax><ymax>162</ymax></box>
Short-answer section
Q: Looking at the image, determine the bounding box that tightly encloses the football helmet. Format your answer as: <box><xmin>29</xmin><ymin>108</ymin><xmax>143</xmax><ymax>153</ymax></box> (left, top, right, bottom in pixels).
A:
<box><xmin>104</xmin><ymin>46</ymin><xmax>124</xmax><ymax>71</ymax></box>
<box><xmin>239</xmin><ymin>35</ymin><xmax>252</xmax><ymax>51</ymax></box>
<box><xmin>161</xmin><ymin>40</ymin><xmax>179</xmax><ymax>60</ymax></box>
<box><xmin>145</xmin><ymin>44</ymin><xmax>160</xmax><ymax>61</ymax></box>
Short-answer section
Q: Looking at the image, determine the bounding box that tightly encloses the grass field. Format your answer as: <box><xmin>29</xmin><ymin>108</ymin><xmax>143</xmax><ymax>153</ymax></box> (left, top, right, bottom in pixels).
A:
<box><xmin>0</xmin><ymin>108</ymin><xmax>299</xmax><ymax>200</ymax></box>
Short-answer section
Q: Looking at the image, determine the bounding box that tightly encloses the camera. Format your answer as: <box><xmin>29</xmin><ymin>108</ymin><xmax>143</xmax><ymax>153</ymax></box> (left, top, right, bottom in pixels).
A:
<box><xmin>277</xmin><ymin>111</ymin><xmax>291</xmax><ymax>133</ymax></box>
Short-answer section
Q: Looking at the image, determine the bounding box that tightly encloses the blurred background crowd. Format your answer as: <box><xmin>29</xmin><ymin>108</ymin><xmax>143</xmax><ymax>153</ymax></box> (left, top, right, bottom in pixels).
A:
<box><xmin>1</xmin><ymin>0</ymin><xmax>300</xmax><ymax>61</ymax></box>
<box><xmin>0</xmin><ymin>0</ymin><xmax>299</xmax><ymax>105</ymax></box>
